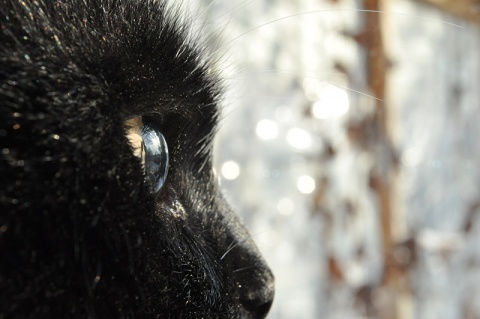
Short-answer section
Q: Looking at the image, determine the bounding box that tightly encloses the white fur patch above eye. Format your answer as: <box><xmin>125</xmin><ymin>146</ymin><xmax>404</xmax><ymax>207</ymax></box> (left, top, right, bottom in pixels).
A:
<box><xmin>125</xmin><ymin>117</ymin><xmax>169</xmax><ymax>194</ymax></box>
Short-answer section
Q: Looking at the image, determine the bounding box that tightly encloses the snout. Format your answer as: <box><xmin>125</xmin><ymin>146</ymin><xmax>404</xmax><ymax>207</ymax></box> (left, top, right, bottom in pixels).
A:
<box><xmin>237</xmin><ymin>266</ymin><xmax>274</xmax><ymax>319</ymax></box>
<box><xmin>221</xmin><ymin>223</ymin><xmax>275</xmax><ymax>319</ymax></box>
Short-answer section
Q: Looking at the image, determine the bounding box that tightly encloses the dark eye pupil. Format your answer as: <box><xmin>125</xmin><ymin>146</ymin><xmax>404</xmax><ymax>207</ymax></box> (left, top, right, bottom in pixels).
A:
<box><xmin>141</xmin><ymin>124</ymin><xmax>169</xmax><ymax>194</ymax></box>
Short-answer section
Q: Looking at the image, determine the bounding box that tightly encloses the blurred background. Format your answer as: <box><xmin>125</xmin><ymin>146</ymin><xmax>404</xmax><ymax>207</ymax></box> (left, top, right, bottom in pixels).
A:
<box><xmin>194</xmin><ymin>0</ymin><xmax>480</xmax><ymax>318</ymax></box>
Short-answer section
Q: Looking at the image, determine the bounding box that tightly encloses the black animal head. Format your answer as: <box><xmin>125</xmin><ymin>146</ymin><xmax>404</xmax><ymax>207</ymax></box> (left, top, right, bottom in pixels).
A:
<box><xmin>0</xmin><ymin>0</ymin><xmax>274</xmax><ymax>318</ymax></box>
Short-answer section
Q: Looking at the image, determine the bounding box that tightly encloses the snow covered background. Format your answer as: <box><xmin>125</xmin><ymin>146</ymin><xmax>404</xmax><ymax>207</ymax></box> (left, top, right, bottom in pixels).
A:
<box><xmin>192</xmin><ymin>0</ymin><xmax>480</xmax><ymax>318</ymax></box>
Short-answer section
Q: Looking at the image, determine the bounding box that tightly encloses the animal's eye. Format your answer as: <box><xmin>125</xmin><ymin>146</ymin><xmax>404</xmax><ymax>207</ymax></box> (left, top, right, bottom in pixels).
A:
<box><xmin>141</xmin><ymin>122</ymin><xmax>169</xmax><ymax>193</ymax></box>
<box><xmin>126</xmin><ymin>117</ymin><xmax>169</xmax><ymax>194</ymax></box>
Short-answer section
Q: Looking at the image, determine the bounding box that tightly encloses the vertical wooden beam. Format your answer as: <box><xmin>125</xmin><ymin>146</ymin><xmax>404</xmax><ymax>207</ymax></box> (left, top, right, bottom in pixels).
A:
<box><xmin>361</xmin><ymin>0</ymin><xmax>394</xmax><ymax>282</ymax></box>
<box><xmin>356</xmin><ymin>1</ymin><xmax>400</xmax><ymax>318</ymax></box>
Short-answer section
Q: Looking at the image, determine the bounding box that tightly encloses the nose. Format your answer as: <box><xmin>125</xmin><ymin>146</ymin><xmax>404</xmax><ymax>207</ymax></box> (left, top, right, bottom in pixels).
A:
<box><xmin>237</xmin><ymin>266</ymin><xmax>275</xmax><ymax>319</ymax></box>
<box><xmin>221</xmin><ymin>209</ymin><xmax>275</xmax><ymax>318</ymax></box>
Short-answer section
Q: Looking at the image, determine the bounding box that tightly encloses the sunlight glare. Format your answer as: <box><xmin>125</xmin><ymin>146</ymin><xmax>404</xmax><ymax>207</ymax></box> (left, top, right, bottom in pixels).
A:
<box><xmin>256</xmin><ymin>119</ymin><xmax>279</xmax><ymax>140</ymax></box>
<box><xmin>287</xmin><ymin>128</ymin><xmax>312</xmax><ymax>150</ymax></box>
<box><xmin>312</xmin><ymin>83</ymin><xmax>350</xmax><ymax>119</ymax></box>
<box><xmin>297</xmin><ymin>175</ymin><xmax>316</xmax><ymax>194</ymax></box>
<box><xmin>277</xmin><ymin>197</ymin><xmax>295</xmax><ymax>215</ymax></box>
<box><xmin>221</xmin><ymin>161</ymin><xmax>240</xmax><ymax>180</ymax></box>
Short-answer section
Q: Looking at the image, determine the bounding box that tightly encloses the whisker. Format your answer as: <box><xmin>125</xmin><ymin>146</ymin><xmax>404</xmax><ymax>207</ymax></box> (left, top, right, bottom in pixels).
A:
<box><xmin>224</xmin><ymin>69</ymin><xmax>349</xmax><ymax>80</ymax></box>
<box><xmin>232</xmin><ymin>266</ymin><xmax>257</xmax><ymax>273</ymax></box>
<box><xmin>219</xmin><ymin>231</ymin><xmax>271</xmax><ymax>261</ymax></box>
<box><xmin>212</xmin><ymin>0</ymin><xmax>256</xmax><ymax>23</ymax></box>
<box><xmin>225</xmin><ymin>8</ymin><xmax>463</xmax><ymax>46</ymax></box>
<box><xmin>331</xmin><ymin>82</ymin><xmax>383</xmax><ymax>102</ymax></box>
<box><xmin>224</xmin><ymin>70</ymin><xmax>383</xmax><ymax>102</ymax></box>
<box><xmin>220</xmin><ymin>241</ymin><xmax>241</xmax><ymax>260</ymax></box>
<box><xmin>249</xmin><ymin>230</ymin><xmax>271</xmax><ymax>239</ymax></box>
<box><xmin>195</xmin><ymin>0</ymin><xmax>255</xmax><ymax>37</ymax></box>
<box><xmin>197</xmin><ymin>0</ymin><xmax>220</xmax><ymax>20</ymax></box>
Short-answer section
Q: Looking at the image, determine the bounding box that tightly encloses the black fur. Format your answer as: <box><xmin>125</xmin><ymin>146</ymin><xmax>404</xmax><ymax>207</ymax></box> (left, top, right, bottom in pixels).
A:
<box><xmin>0</xmin><ymin>0</ymin><xmax>274</xmax><ymax>318</ymax></box>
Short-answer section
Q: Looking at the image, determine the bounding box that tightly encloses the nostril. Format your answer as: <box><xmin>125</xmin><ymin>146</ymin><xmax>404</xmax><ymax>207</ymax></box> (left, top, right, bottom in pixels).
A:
<box><xmin>240</xmin><ymin>298</ymin><xmax>273</xmax><ymax>319</ymax></box>
<box><xmin>240</xmin><ymin>282</ymin><xmax>275</xmax><ymax>319</ymax></box>
<box><xmin>257</xmin><ymin>300</ymin><xmax>273</xmax><ymax>318</ymax></box>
